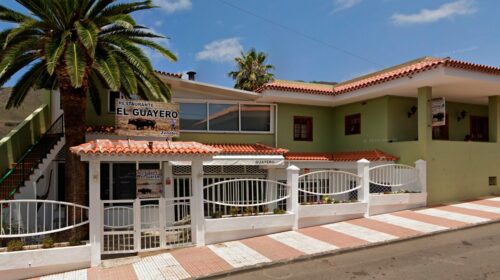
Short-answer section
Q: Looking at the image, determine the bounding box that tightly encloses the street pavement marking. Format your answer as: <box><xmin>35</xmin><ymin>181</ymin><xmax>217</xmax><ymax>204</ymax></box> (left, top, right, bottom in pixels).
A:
<box><xmin>208</xmin><ymin>241</ymin><xmax>271</xmax><ymax>268</ymax></box>
<box><xmin>487</xmin><ymin>197</ymin><xmax>500</xmax><ymax>202</ymax></box>
<box><xmin>268</xmin><ymin>231</ymin><xmax>337</xmax><ymax>254</ymax></box>
<box><xmin>416</xmin><ymin>208</ymin><xmax>489</xmax><ymax>224</ymax></box>
<box><xmin>322</xmin><ymin>222</ymin><xmax>398</xmax><ymax>243</ymax></box>
<box><xmin>369</xmin><ymin>214</ymin><xmax>448</xmax><ymax>233</ymax></box>
<box><xmin>133</xmin><ymin>252</ymin><xmax>190</xmax><ymax>280</ymax></box>
<box><xmin>41</xmin><ymin>269</ymin><xmax>87</xmax><ymax>280</ymax></box>
<box><xmin>453</xmin><ymin>203</ymin><xmax>500</xmax><ymax>214</ymax></box>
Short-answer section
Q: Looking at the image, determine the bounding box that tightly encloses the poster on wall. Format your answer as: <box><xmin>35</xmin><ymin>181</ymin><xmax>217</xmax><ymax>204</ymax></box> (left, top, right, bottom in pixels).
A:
<box><xmin>431</xmin><ymin>97</ymin><xmax>446</xmax><ymax>127</ymax></box>
<box><xmin>136</xmin><ymin>169</ymin><xmax>162</xmax><ymax>199</ymax></box>
<box><xmin>115</xmin><ymin>99</ymin><xmax>180</xmax><ymax>138</ymax></box>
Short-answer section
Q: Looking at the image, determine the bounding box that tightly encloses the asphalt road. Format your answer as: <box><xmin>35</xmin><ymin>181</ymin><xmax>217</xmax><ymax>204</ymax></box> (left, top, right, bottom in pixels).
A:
<box><xmin>216</xmin><ymin>222</ymin><xmax>500</xmax><ymax>280</ymax></box>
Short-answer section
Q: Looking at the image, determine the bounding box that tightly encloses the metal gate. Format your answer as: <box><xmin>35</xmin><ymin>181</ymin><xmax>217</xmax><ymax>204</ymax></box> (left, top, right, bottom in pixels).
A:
<box><xmin>101</xmin><ymin>197</ymin><xmax>192</xmax><ymax>255</ymax></box>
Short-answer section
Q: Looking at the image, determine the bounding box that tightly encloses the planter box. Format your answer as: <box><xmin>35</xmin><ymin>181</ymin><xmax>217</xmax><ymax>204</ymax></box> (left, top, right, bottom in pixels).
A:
<box><xmin>0</xmin><ymin>244</ymin><xmax>91</xmax><ymax>280</ymax></box>
<box><xmin>369</xmin><ymin>192</ymin><xmax>427</xmax><ymax>215</ymax></box>
<box><xmin>205</xmin><ymin>213</ymin><xmax>295</xmax><ymax>244</ymax></box>
<box><xmin>298</xmin><ymin>202</ymin><xmax>368</xmax><ymax>228</ymax></box>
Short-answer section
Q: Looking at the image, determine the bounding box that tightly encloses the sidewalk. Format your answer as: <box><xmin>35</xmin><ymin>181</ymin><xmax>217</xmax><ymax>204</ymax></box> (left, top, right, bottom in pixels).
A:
<box><xmin>32</xmin><ymin>196</ymin><xmax>500</xmax><ymax>280</ymax></box>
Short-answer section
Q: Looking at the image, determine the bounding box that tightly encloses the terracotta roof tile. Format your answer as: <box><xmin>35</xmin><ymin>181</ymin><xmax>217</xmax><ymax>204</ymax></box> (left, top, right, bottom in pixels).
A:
<box><xmin>70</xmin><ymin>139</ymin><xmax>221</xmax><ymax>156</ymax></box>
<box><xmin>86</xmin><ymin>126</ymin><xmax>115</xmax><ymax>134</ymax></box>
<box><xmin>207</xmin><ymin>143</ymin><xmax>288</xmax><ymax>155</ymax></box>
<box><xmin>285</xmin><ymin>149</ymin><xmax>398</xmax><ymax>162</ymax></box>
<box><xmin>155</xmin><ymin>70</ymin><xmax>183</xmax><ymax>79</ymax></box>
<box><xmin>257</xmin><ymin>57</ymin><xmax>500</xmax><ymax>95</ymax></box>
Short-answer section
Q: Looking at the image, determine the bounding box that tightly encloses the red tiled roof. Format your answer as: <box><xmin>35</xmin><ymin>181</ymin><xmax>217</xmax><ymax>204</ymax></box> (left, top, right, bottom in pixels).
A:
<box><xmin>257</xmin><ymin>57</ymin><xmax>500</xmax><ymax>95</ymax></box>
<box><xmin>70</xmin><ymin>140</ymin><xmax>221</xmax><ymax>155</ymax></box>
<box><xmin>207</xmin><ymin>143</ymin><xmax>288</xmax><ymax>155</ymax></box>
<box><xmin>284</xmin><ymin>150</ymin><xmax>398</xmax><ymax>162</ymax></box>
<box><xmin>155</xmin><ymin>70</ymin><xmax>183</xmax><ymax>79</ymax></box>
<box><xmin>86</xmin><ymin>126</ymin><xmax>115</xmax><ymax>134</ymax></box>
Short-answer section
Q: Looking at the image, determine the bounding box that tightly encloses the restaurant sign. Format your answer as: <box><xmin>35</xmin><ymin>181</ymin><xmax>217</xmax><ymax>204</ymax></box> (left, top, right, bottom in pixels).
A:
<box><xmin>136</xmin><ymin>169</ymin><xmax>162</xmax><ymax>199</ymax></box>
<box><xmin>115</xmin><ymin>99</ymin><xmax>180</xmax><ymax>137</ymax></box>
<box><xmin>431</xmin><ymin>97</ymin><xmax>446</xmax><ymax>127</ymax></box>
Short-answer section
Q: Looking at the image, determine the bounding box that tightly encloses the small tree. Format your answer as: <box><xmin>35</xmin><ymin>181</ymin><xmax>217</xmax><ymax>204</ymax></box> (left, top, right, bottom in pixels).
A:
<box><xmin>228</xmin><ymin>48</ymin><xmax>274</xmax><ymax>91</ymax></box>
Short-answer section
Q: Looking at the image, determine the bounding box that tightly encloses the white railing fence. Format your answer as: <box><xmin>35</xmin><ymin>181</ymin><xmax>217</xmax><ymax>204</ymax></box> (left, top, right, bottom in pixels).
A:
<box><xmin>0</xmin><ymin>200</ymin><xmax>88</xmax><ymax>238</ymax></box>
<box><xmin>165</xmin><ymin>197</ymin><xmax>192</xmax><ymax>249</ymax></box>
<box><xmin>369</xmin><ymin>162</ymin><xmax>423</xmax><ymax>194</ymax></box>
<box><xmin>203</xmin><ymin>179</ymin><xmax>290</xmax><ymax>217</ymax></box>
<box><xmin>298</xmin><ymin>170</ymin><xmax>362</xmax><ymax>204</ymax></box>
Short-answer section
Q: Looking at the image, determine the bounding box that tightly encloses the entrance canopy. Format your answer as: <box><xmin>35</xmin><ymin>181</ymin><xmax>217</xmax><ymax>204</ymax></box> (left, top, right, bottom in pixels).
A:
<box><xmin>70</xmin><ymin>139</ymin><xmax>222</xmax><ymax>161</ymax></box>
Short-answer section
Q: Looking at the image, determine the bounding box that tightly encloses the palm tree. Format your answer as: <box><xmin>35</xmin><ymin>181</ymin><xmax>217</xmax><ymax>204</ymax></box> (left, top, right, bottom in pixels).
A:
<box><xmin>0</xmin><ymin>0</ymin><xmax>176</xmax><ymax>217</ymax></box>
<box><xmin>228</xmin><ymin>48</ymin><xmax>274</xmax><ymax>91</ymax></box>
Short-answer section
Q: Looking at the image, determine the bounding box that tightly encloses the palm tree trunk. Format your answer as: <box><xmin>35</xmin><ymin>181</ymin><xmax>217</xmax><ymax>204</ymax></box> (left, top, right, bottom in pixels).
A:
<box><xmin>58</xmin><ymin>75</ymin><xmax>88</xmax><ymax>239</ymax></box>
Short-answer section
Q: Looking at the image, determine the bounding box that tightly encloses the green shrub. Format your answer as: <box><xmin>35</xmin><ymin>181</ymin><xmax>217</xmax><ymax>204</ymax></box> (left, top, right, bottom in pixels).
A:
<box><xmin>230</xmin><ymin>207</ymin><xmax>240</xmax><ymax>217</ymax></box>
<box><xmin>7</xmin><ymin>240</ymin><xmax>24</xmax><ymax>252</ymax></box>
<box><xmin>273</xmin><ymin>208</ymin><xmax>286</xmax><ymax>215</ymax></box>
<box><xmin>210</xmin><ymin>211</ymin><xmax>223</xmax><ymax>219</ymax></box>
<box><xmin>42</xmin><ymin>237</ymin><xmax>54</xmax><ymax>249</ymax></box>
<box><xmin>69</xmin><ymin>235</ymin><xmax>83</xmax><ymax>246</ymax></box>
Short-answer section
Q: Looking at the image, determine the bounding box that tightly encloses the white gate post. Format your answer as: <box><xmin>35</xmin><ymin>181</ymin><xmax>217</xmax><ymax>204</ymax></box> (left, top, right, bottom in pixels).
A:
<box><xmin>286</xmin><ymin>165</ymin><xmax>300</xmax><ymax>230</ymax></box>
<box><xmin>133</xmin><ymin>199</ymin><xmax>141</xmax><ymax>251</ymax></box>
<box><xmin>415</xmin><ymin>159</ymin><xmax>427</xmax><ymax>193</ymax></box>
<box><xmin>191</xmin><ymin>160</ymin><xmax>205</xmax><ymax>245</ymax></box>
<box><xmin>357</xmin><ymin>159</ymin><xmax>370</xmax><ymax>217</ymax></box>
<box><xmin>159</xmin><ymin>197</ymin><xmax>166</xmax><ymax>249</ymax></box>
<box><xmin>88</xmin><ymin>160</ymin><xmax>101</xmax><ymax>267</ymax></box>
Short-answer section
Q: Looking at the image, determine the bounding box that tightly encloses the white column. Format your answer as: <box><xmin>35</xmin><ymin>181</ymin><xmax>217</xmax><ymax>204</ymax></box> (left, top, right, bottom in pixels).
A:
<box><xmin>163</xmin><ymin>162</ymin><xmax>174</xmax><ymax>226</ymax></box>
<box><xmin>357</xmin><ymin>159</ymin><xmax>370</xmax><ymax>217</ymax></box>
<box><xmin>286</xmin><ymin>165</ymin><xmax>300</xmax><ymax>230</ymax></box>
<box><xmin>191</xmin><ymin>160</ymin><xmax>205</xmax><ymax>245</ymax></box>
<box><xmin>133</xmin><ymin>199</ymin><xmax>141</xmax><ymax>251</ymax></box>
<box><xmin>415</xmin><ymin>159</ymin><xmax>427</xmax><ymax>194</ymax></box>
<box><xmin>88</xmin><ymin>160</ymin><xmax>101</xmax><ymax>267</ymax></box>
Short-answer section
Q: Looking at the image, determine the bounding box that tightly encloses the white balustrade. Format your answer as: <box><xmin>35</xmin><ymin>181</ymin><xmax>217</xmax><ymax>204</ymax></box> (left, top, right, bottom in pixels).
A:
<box><xmin>298</xmin><ymin>170</ymin><xmax>362</xmax><ymax>203</ymax></box>
<box><xmin>0</xmin><ymin>199</ymin><xmax>88</xmax><ymax>238</ymax></box>
<box><xmin>369</xmin><ymin>164</ymin><xmax>421</xmax><ymax>193</ymax></box>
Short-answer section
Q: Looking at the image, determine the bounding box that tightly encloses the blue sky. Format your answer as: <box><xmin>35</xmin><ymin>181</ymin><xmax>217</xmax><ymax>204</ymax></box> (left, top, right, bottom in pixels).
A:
<box><xmin>2</xmin><ymin>0</ymin><xmax>500</xmax><ymax>87</ymax></box>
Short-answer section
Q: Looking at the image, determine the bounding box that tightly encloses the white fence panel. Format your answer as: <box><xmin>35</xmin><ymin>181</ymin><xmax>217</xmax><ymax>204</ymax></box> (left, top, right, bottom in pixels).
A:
<box><xmin>203</xmin><ymin>179</ymin><xmax>290</xmax><ymax>217</ymax></box>
<box><xmin>369</xmin><ymin>164</ymin><xmax>421</xmax><ymax>193</ymax></box>
<box><xmin>0</xmin><ymin>200</ymin><xmax>88</xmax><ymax>238</ymax></box>
<box><xmin>298</xmin><ymin>170</ymin><xmax>362</xmax><ymax>203</ymax></box>
<box><xmin>102</xmin><ymin>200</ymin><xmax>135</xmax><ymax>254</ymax></box>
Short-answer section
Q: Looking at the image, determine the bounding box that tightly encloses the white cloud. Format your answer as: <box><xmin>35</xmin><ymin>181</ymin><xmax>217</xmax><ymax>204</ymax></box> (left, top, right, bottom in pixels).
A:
<box><xmin>154</xmin><ymin>0</ymin><xmax>192</xmax><ymax>14</ymax></box>
<box><xmin>392</xmin><ymin>0</ymin><xmax>476</xmax><ymax>25</ymax></box>
<box><xmin>196</xmin><ymin>38</ymin><xmax>243</xmax><ymax>63</ymax></box>
<box><xmin>332</xmin><ymin>0</ymin><xmax>362</xmax><ymax>13</ymax></box>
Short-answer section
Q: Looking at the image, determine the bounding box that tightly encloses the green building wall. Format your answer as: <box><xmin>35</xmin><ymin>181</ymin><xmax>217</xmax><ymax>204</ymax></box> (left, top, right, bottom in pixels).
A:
<box><xmin>276</xmin><ymin>103</ymin><xmax>334</xmax><ymax>152</ymax></box>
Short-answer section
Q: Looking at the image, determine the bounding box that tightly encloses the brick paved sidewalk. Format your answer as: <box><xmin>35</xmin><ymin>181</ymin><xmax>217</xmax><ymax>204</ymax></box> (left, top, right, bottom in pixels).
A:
<box><xmin>32</xmin><ymin>196</ymin><xmax>500</xmax><ymax>280</ymax></box>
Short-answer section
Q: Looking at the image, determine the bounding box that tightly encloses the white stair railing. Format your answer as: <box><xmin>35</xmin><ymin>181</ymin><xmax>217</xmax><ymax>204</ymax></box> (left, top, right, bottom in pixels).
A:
<box><xmin>0</xmin><ymin>199</ymin><xmax>89</xmax><ymax>238</ymax></box>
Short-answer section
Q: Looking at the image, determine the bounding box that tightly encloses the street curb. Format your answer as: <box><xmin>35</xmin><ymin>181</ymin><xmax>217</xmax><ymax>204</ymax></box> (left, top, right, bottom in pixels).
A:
<box><xmin>195</xmin><ymin>218</ymin><xmax>500</xmax><ymax>279</ymax></box>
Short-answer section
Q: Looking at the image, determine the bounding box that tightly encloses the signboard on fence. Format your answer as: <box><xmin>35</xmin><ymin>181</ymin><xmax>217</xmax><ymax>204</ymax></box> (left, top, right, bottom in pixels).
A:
<box><xmin>136</xmin><ymin>169</ymin><xmax>162</xmax><ymax>199</ymax></box>
<box><xmin>431</xmin><ymin>97</ymin><xmax>446</xmax><ymax>127</ymax></box>
<box><xmin>115</xmin><ymin>99</ymin><xmax>180</xmax><ymax>138</ymax></box>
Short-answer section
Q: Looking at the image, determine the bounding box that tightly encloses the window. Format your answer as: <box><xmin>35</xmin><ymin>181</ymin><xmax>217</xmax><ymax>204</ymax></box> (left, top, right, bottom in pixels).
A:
<box><xmin>108</xmin><ymin>91</ymin><xmax>120</xmax><ymax>112</ymax></box>
<box><xmin>345</xmin><ymin>113</ymin><xmax>361</xmax><ymax>135</ymax></box>
<box><xmin>241</xmin><ymin>105</ymin><xmax>271</xmax><ymax>132</ymax></box>
<box><xmin>209</xmin><ymin>104</ymin><xmax>239</xmax><ymax>131</ymax></box>
<box><xmin>180</xmin><ymin>103</ymin><xmax>207</xmax><ymax>131</ymax></box>
<box><xmin>179</xmin><ymin>102</ymin><xmax>273</xmax><ymax>132</ymax></box>
<box><xmin>294</xmin><ymin>116</ymin><xmax>313</xmax><ymax>141</ymax></box>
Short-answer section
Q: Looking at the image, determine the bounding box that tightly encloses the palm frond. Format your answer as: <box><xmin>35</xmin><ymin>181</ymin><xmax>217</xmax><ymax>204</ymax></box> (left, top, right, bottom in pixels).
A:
<box><xmin>6</xmin><ymin>61</ymin><xmax>45</xmax><ymax>108</ymax></box>
<box><xmin>64</xmin><ymin>42</ymin><xmax>87</xmax><ymax>88</ymax></box>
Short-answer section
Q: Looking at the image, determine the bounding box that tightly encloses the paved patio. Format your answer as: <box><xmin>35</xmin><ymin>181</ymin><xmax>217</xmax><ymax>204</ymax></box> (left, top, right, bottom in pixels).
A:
<box><xmin>31</xmin><ymin>196</ymin><xmax>500</xmax><ymax>280</ymax></box>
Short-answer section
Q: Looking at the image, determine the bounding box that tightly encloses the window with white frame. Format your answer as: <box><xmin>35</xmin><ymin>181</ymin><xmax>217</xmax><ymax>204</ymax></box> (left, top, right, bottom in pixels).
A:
<box><xmin>179</xmin><ymin>102</ymin><xmax>273</xmax><ymax>133</ymax></box>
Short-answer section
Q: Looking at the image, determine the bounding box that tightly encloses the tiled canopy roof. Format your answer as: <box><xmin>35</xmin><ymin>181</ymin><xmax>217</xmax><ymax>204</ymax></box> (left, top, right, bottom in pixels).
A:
<box><xmin>257</xmin><ymin>57</ymin><xmax>500</xmax><ymax>95</ymax></box>
<box><xmin>155</xmin><ymin>70</ymin><xmax>183</xmax><ymax>79</ymax></box>
<box><xmin>207</xmin><ymin>143</ymin><xmax>289</xmax><ymax>155</ymax></box>
<box><xmin>284</xmin><ymin>150</ymin><xmax>398</xmax><ymax>162</ymax></box>
<box><xmin>70</xmin><ymin>140</ymin><xmax>221</xmax><ymax>155</ymax></box>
